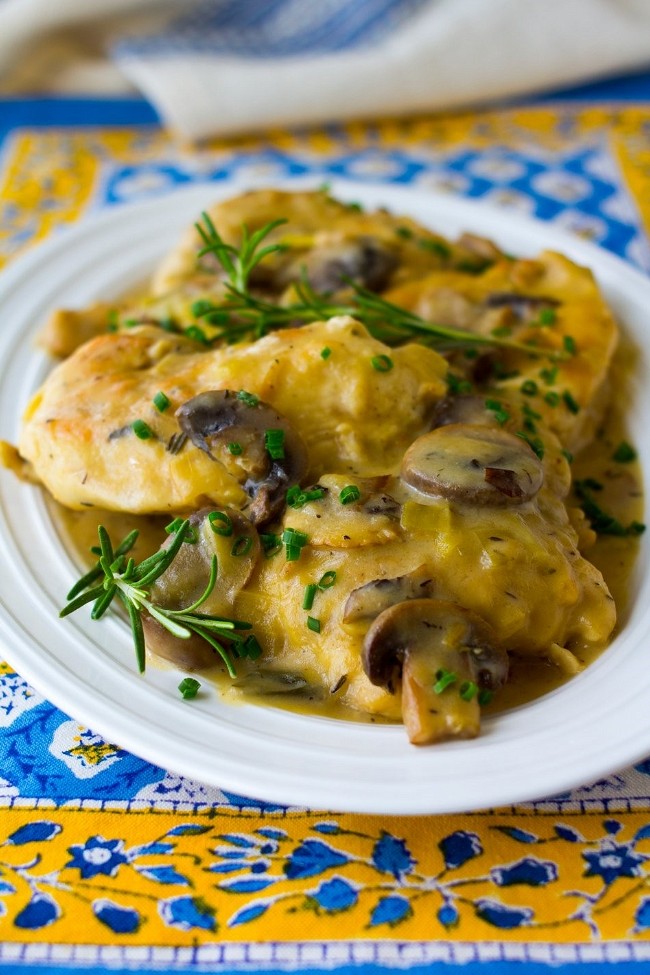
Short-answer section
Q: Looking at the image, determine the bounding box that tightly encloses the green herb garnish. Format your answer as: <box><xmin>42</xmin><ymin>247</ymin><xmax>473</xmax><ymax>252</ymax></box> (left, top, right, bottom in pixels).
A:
<box><xmin>231</xmin><ymin>536</ymin><xmax>253</xmax><ymax>557</ymax></box>
<box><xmin>178</xmin><ymin>677</ymin><xmax>201</xmax><ymax>700</ymax></box>
<box><xmin>485</xmin><ymin>399</ymin><xmax>510</xmax><ymax>426</ymax></box>
<box><xmin>60</xmin><ymin>522</ymin><xmax>257</xmax><ymax>677</ymax></box>
<box><xmin>434</xmin><ymin>669</ymin><xmax>457</xmax><ymax>694</ymax></box>
<box><xmin>264</xmin><ymin>428</ymin><xmax>285</xmax><ymax>460</ymax></box>
<box><xmin>132</xmin><ymin>419</ymin><xmax>153</xmax><ymax>440</ymax></box>
<box><xmin>612</xmin><ymin>441</ymin><xmax>637</xmax><ymax>463</ymax></box>
<box><xmin>153</xmin><ymin>391</ymin><xmax>170</xmax><ymax>413</ymax></box>
<box><xmin>208</xmin><ymin>510</ymin><xmax>233</xmax><ymax>536</ymax></box>
<box><xmin>237</xmin><ymin>390</ymin><xmax>259</xmax><ymax>408</ymax></box>
<box><xmin>574</xmin><ymin>481</ymin><xmax>645</xmax><ymax>537</ymax></box>
<box><xmin>339</xmin><ymin>485</ymin><xmax>361</xmax><ymax>505</ymax></box>
<box><xmin>192</xmin><ymin>213</ymin><xmax>556</xmax><ymax>358</ymax></box>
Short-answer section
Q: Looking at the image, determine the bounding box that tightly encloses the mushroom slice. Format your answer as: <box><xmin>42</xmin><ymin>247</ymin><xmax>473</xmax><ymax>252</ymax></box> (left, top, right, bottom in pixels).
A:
<box><xmin>484</xmin><ymin>291</ymin><xmax>560</xmax><ymax>321</ymax></box>
<box><xmin>342</xmin><ymin>565</ymin><xmax>435</xmax><ymax>627</ymax></box>
<box><xmin>143</xmin><ymin>506</ymin><xmax>260</xmax><ymax>670</ymax></box>
<box><xmin>401</xmin><ymin>423</ymin><xmax>544</xmax><ymax>506</ymax></box>
<box><xmin>291</xmin><ymin>236</ymin><xmax>398</xmax><ymax>294</ymax></box>
<box><xmin>362</xmin><ymin>598</ymin><xmax>508</xmax><ymax>744</ymax></box>
<box><xmin>176</xmin><ymin>390</ymin><xmax>307</xmax><ymax>526</ymax></box>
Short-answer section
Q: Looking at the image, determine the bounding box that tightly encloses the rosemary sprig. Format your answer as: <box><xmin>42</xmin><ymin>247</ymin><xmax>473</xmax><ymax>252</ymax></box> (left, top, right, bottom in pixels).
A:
<box><xmin>193</xmin><ymin>212</ymin><xmax>560</xmax><ymax>360</ymax></box>
<box><xmin>196</xmin><ymin>213</ymin><xmax>288</xmax><ymax>293</ymax></box>
<box><xmin>60</xmin><ymin>521</ymin><xmax>259</xmax><ymax>677</ymax></box>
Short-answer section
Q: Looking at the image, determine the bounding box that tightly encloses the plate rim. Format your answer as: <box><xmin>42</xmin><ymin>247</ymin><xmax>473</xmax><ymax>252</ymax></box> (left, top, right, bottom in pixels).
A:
<box><xmin>0</xmin><ymin>177</ymin><xmax>649</xmax><ymax>814</ymax></box>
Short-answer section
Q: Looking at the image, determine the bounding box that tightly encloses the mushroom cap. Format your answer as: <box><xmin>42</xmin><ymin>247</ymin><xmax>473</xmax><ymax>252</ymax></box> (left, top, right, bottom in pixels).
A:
<box><xmin>176</xmin><ymin>389</ymin><xmax>307</xmax><ymax>525</ymax></box>
<box><xmin>342</xmin><ymin>565</ymin><xmax>434</xmax><ymax>626</ymax></box>
<box><xmin>362</xmin><ymin>597</ymin><xmax>505</xmax><ymax>691</ymax></box>
<box><xmin>401</xmin><ymin>423</ymin><xmax>544</xmax><ymax>506</ymax></box>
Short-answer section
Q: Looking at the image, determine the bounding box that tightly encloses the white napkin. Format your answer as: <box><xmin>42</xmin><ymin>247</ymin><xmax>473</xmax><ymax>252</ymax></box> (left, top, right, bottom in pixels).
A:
<box><xmin>1</xmin><ymin>0</ymin><xmax>650</xmax><ymax>139</ymax></box>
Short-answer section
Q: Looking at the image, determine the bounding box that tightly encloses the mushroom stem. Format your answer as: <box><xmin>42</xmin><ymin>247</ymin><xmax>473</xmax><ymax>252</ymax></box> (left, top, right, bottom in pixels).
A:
<box><xmin>362</xmin><ymin>598</ymin><xmax>507</xmax><ymax>745</ymax></box>
<box><xmin>401</xmin><ymin>643</ymin><xmax>479</xmax><ymax>745</ymax></box>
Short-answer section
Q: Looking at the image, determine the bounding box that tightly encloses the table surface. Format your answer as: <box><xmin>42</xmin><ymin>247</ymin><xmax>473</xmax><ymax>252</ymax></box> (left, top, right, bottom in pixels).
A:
<box><xmin>1</xmin><ymin>70</ymin><xmax>650</xmax><ymax>974</ymax></box>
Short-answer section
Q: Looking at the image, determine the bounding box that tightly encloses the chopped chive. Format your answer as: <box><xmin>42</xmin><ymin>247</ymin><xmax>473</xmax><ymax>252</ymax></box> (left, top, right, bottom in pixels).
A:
<box><xmin>612</xmin><ymin>441</ymin><xmax>637</xmax><ymax>463</ymax></box>
<box><xmin>563</xmin><ymin>335</ymin><xmax>577</xmax><ymax>355</ymax></box>
<box><xmin>581</xmin><ymin>477</ymin><xmax>603</xmax><ymax>491</ymax></box>
<box><xmin>132</xmin><ymin>419</ymin><xmax>153</xmax><ymax>440</ymax></box>
<box><xmin>478</xmin><ymin>689</ymin><xmax>494</xmax><ymax>706</ymax></box>
<box><xmin>287</xmin><ymin>485</ymin><xmax>325</xmax><ymax>509</ymax></box>
<box><xmin>208</xmin><ymin>510</ymin><xmax>233</xmax><ymax>536</ymax></box>
<box><xmin>260</xmin><ymin>532</ymin><xmax>281</xmax><ymax>556</ymax></box>
<box><xmin>395</xmin><ymin>226</ymin><xmax>413</xmax><ymax>239</ymax></box>
<box><xmin>264</xmin><ymin>428</ymin><xmax>285</xmax><ymax>460</ymax></box>
<box><xmin>561</xmin><ymin>449</ymin><xmax>574</xmax><ymax>464</ymax></box>
<box><xmin>320</xmin><ymin>346</ymin><xmax>332</xmax><ymax>360</ymax></box>
<box><xmin>185</xmin><ymin>325</ymin><xmax>209</xmax><ymax>345</ymax></box>
<box><xmin>232</xmin><ymin>536</ymin><xmax>253</xmax><ymax>557</ymax></box>
<box><xmin>283</xmin><ymin>527</ymin><xmax>309</xmax><ymax>561</ymax></box>
<box><xmin>434</xmin><ymin>669</ymin><xmax>457</xmax><ymax>694</ymax></box>
<box><xmin>237</xmin><ymin>390</ymin><xmax>259</xmax><ymax>408</ymax></box>
<box><xmin>303</xmin><ymin>584</ymin><xmax>317</xmax><ymax>611</ymax></box>
<box><xmin>165</xmin><ymin>517</ymin><xmax>184</xmax><ymax>534</ymax></box>
<box><xmin>447</xmin><ymin>373</ymin><xmax>473</xmax><ymax>395</ymax></box>
<box><xmin>563</xmin><ymin>390</ymin><xmax>580</xmax><ymax>414</ymax></box>
<box><xmin>282</xmin><ymin>528</ymin><xmax>309</xmax><ymax>547</ymax></box>
<box><xmin>178</xmin><ymin>677</ymin><xmax>201</xmax><ymax>700</ymax></box>
<box><xmin>307</xmin><ymin>616</ymin><xmax>321</xmax><ymax>633</ymax></box>
<box><xmin>347</xmin><ymin>201</ymin><xmax>363</xmax><ymax>212</ymax></box>
<box><xmin>339</xmin><ymin>484</ymin><xmax>361</xmax><ymax>505</ymax></box>
<box><xmin>485</xmin><ymin>398</ymin><xmax>510</xmax><ymax>426</ymax></box>
<box><xmin>574</xmin><ymin>480</ymin><xmax>646</xmax><ymax>537</ymax></box>
<box><xmin>153</xmin><ymin>391</ymin><xmax>171</xmax><ymax>413</ymax></box>
<box><xmin>522</xmin><ymin>403</ymin><xmax>541</xmax><ymax>421</ymax></box>
<box><xmin>491</xmin><ymin>325</ymin><xmax>512</xmax><ymax>338</ymax></box>
<box><xmin>459</xmin><ymin>680</ymin><xmax>478</xmax><ymax>702</ymax></box>
<box><xmin>419</xmin><ymin>238</ymin><xmax>450</xmax><ymax>259</ymax></box>
<box><xmin>544</xmin><ymin>391</ymin><xmax>560</xmax><ymax>407</ymax></box>
<box><xmin>520</xmin><ymin>380</ymin><xmax>538</xmax><ymax>396</ymax></box>
<box><xmin>227</xmin><ymin>442</ymin><xmax>243</xmax><ymax>455</ymax></box>
<box><xmin>463</xmin><ymin>348</ymin><xmax>479</xmax><ymax>360</ymax></box>
<box><xmin>371</xmin><ymin>354</ymin><xmax>394</xmax><ymax>373</ymax></box>
<box><xmin>242</xmin><ymin>634</ymin><xmax>262</xmax><ymax>660</ymax></box>
<box><xmin>516</xmin><ymin>431</ymin><xmax>545</xmax><ymax>459</ymax></box>
<box><xmin>318</xmin><ymin>570</ymin><xmax>337</xmax><ymax>590</ymax></box>
<box><xmin>538</xmin><ymin>308</ymin><xmax>557</xmax><ymax>326</ymax></box>
<box><xmin>540</xmin><ymin>365</ymin><xmax>558</xmax><ymax>386</ymax></box>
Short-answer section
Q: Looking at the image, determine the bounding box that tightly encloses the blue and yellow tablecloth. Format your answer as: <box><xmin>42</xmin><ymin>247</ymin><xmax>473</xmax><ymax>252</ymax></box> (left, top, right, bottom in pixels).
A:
<box><xmin>1</xmin><ymin>93</ymin><xmax>650</xmax><ymax>972</ymax></box>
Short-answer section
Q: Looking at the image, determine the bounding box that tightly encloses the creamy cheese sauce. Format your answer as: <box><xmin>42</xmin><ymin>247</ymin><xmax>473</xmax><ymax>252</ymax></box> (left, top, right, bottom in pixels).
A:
<box><xmin>48</xmin><ymin>345</ymin><xmax>643</xmax><ymax>720</ymax></box>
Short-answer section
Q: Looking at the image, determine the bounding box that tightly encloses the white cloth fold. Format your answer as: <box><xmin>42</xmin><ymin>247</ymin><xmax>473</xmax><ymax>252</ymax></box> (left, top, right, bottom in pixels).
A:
<box><xmin>0</xmin><ymin>0</ymin><xmax>649</xmax><ymax>139</ymax></box>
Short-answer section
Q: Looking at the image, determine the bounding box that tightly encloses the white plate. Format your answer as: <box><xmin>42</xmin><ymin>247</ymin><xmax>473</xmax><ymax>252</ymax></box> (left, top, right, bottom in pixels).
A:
<box><xmin>1</xmin><ymin>179</ymin><xmax>649</xmax><ymax>815</ymax></box>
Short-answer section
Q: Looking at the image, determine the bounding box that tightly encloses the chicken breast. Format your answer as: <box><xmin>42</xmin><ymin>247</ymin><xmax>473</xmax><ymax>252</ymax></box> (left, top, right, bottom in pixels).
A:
<box><xmin>19</xmin><ymin>317</ymin><xmax>447</xmax><ymax>513</ymax></box>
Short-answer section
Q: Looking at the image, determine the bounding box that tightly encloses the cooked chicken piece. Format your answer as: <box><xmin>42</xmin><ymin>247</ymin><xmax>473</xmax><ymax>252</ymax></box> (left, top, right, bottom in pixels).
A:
<box><xmin>152</xmin><ymin>188</ymin><xmax>502</xmax><ymax>298</ymax></box>
<box><xmin>385</xmin><ymin>251</ymin><xmax>619</xmax><ymax>453</ymax></box>
<box><xmin>18</xmin><ymin>317</ymin><xmax>447</xmax><ymax>513</ymax></box>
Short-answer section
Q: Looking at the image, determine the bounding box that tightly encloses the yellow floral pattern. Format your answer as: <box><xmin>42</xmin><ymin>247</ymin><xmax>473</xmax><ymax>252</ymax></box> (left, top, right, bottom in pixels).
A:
<box><xmin>1</xmin><ymin>100</ymin><xmax>650</xmax><ymax>957</ymax></box>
